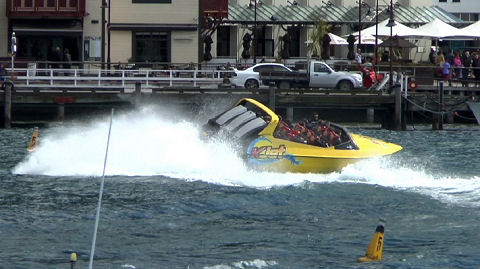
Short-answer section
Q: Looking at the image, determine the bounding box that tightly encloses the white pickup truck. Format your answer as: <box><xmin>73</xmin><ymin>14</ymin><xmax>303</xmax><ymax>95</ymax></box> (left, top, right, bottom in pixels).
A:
<box><xmin>260</xmin><ymin>61</ymin><xmax>363</xmax><ymax>90</ymax></box>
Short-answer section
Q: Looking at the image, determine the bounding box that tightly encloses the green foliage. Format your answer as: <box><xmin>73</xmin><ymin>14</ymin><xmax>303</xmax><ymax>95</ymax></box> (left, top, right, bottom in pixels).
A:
<box><xmin>309</xmin><ymin>20</ymin><xmax>331</xmax><ymax>58</ymax></box>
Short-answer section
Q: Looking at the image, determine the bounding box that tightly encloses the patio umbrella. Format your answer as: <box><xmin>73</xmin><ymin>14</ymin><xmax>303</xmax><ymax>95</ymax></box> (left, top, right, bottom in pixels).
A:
<box><xmin>355</xmin><ymin>33</ymin><xmax>383</xmax><ymax>45</ymax></box>
<box><xmin>461</xmin><ymin>21</ymin><xmax>480</xmax><ymax>38</ymax></box>
<box><xmin>379</xmin><ymin>35</ymin><xmax>416</xmax><ymax>48</ymax></box>
<box><xmin>417</xmin><ymin>18</ymin><xmax>473</xmax><ymax>39</ymax></box>
<box><xmin>348</xmin><ymin>19</ymin><xmax>428</xmax><ymax>38</ymax></box>
<box><xmin>327</xmin><ymin>33</ymin><xmax>348</xmax><ymax>45</ymax></box>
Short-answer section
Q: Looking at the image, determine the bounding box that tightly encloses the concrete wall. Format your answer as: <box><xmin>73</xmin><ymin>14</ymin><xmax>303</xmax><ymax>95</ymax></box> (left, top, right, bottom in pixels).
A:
<box><xmin>110</xmin><ymin>31</ymin><xmax>132</xmax><ymax>63</ymax></box>
<box><xmin>110</xmin><ymin>0</ymin><xmax>198</xmax><ymax>24</ymax></box>
<box><xmin>172</xmin><ymin>31</ymin><xmax>199</xmax><ymax>64</ymax></box>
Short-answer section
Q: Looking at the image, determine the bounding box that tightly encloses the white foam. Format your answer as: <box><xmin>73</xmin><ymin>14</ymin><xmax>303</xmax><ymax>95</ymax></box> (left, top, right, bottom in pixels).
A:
<box><xmin>204</xmin><ymin>259</ymin><xmax>278</xmax><ymax>269</ymax></box>
<box><xmin>12</xmin><ymin>106</ymin><xmax>480</xmax><ymax>207</ymax></box>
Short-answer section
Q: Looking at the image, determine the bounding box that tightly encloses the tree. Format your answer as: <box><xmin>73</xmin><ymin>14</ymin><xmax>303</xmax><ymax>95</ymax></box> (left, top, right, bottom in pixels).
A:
<box><xmin>308</xmin><ymin>20</ymin><xmax>331</xmax><ymax>58</ymax></box>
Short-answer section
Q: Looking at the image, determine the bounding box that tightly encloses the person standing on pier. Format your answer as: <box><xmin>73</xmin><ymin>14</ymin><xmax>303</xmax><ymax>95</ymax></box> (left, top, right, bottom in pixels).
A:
<box><xmin>0</xmin><ymin>63</ymin><xmax>7</xmax><ymax>81</ymax></box>
<box><xmin>461</xmin><ymin>50</ymin><xmax>472</xmax><ymax>87</ymax></box>
<box><xmin>472</xmin><ymin>52</ymin><xmax>480</xmax><ymax>87</ymax></box>
<box><xmin>453</xmin><ymin>51</ymin><xmax>462</xmax><ymax>80</ymax></box>
<box><xmin>355</xmin><ymin>49</ymin><xmax>362</xmax><ymax>64</ymax></box>
<box><xmin>63</xmin><ymin>48</ymin><xmax>71</xmax><ymax>70</ymax></box>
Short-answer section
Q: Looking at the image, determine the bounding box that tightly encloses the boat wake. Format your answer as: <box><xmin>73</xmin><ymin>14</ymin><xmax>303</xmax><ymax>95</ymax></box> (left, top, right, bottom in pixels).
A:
<box><xmin>12</xmin><ymin>106</ymin><xmax>480</xmax><ymax>207</ymax></box>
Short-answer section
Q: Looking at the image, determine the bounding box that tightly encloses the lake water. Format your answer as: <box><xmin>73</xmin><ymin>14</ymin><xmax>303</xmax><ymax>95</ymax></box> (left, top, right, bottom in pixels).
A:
<box><xmin>1</xmin><ymin>106</ymin><xmax>480</xmax><ymax>268</ymax></box>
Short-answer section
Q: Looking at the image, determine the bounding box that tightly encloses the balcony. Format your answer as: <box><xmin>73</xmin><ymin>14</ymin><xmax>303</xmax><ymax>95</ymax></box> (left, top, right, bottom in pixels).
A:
<box><xmin>7</xmin><ymin>0</ymin><xmax>86</xmax><ymax>18</ymax></box>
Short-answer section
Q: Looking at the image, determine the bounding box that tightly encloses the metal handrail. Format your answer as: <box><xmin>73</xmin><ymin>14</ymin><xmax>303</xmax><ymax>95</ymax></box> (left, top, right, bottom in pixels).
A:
<box><xmin>8</xmin><ymin>68</ymin><xmax>230</xmax><ymax>89</ymax></box>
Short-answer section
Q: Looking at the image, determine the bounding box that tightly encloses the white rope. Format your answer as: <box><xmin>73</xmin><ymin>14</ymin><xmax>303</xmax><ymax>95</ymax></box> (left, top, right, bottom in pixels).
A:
<box><xmin>88</xmin><ymin>108</ymin><xmax>114</xmax><ymax>269</ymax></box>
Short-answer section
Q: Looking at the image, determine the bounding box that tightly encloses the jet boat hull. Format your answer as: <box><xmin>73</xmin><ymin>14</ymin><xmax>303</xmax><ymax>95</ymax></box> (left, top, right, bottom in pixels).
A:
<box><xmin>203</xmin><ymin>98</ymin><xmax>402</xmax><ymax>173</ymax></box>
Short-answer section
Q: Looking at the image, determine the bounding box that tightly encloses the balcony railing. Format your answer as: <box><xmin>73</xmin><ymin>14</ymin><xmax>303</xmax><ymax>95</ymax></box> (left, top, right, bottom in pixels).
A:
<box><xmin>7</xmin><ymin>0</ymin><xmax>86</xmax><ymax>17</ymax></box>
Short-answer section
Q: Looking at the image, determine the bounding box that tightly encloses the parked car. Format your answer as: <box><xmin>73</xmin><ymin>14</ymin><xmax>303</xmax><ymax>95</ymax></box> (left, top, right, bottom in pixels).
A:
<box><xmin>260</xmin><ymin>61</ymin><xmax>363</xmax><ymax>90</ymax></box>
<box><xmin>230</xmin><ymin>63</ymin><xmax>293</xmax><ymax>89</ymax></box>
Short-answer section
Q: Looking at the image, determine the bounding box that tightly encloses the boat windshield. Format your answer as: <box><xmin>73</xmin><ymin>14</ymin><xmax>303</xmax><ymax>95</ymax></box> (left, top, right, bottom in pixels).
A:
<box><xmin>214</xmin><ymin>105</ymin><xmax>247</xmax><ymax>126</ymax></box>
<box><xmin>234</xmin><ymin>118</ymin><xmax>267</xmax><ymax>139</ymax></box>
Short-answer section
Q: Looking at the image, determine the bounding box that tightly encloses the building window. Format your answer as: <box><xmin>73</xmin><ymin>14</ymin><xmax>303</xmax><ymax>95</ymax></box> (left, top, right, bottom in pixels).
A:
<box><xmin>452</xmin><ymin>0</ymin><xmax>460</xmax><ymax>2</ymax></box>
<box><xmin>216</xmin><ymin>26</ymin><xmax>230</xmax><ymax>57</ymax></box>
<box><xmin>132</xmin><ymin>0</ymin><xmax>172</xmax><ymax>3</ymax></box>
<box><xmin>438</xmin><ymin>0</ymin><xmax>446</xmax><ymax>2</ymax></box>
<box><xmin>134</xmin><ymin>32</ymin><xmax>170</xmax><ymax>63</ymax></box>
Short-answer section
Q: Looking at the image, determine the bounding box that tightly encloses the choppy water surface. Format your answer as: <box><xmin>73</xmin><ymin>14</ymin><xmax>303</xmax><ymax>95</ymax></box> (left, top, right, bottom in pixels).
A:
<box><xmin>1</xmin><ymin>106</ymin><xmax>480</xmax><ymax>268</ymax></box>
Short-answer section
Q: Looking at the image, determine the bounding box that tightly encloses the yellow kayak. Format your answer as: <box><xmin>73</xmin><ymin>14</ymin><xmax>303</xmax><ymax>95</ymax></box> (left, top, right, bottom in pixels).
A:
<box><xmin>203</xmin><ymin>98</ymin><xmax>402</xmax><ymax>173</ymax></box>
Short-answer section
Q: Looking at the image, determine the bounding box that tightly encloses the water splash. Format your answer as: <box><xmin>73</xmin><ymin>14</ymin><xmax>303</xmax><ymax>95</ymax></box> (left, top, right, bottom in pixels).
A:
<box><xmin>12</xmin><ymin>106</ymin><xmax>480</xmax><ymax>207</ymax></box>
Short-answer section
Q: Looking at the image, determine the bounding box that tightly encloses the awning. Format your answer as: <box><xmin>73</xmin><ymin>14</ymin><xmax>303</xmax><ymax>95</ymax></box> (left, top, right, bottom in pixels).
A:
<box><xmin>12</xmin><ymin>21</ymin><xmax>82</xmax><ymax>35</ymax></box>
<box><xmin>109</xmin><ymin>23</ymin><xmax>197</xmax><ymax>31</ymax></box>
<box><xmin>225</xmin><ymin>4</ymin><xmax>465</xmax><ymax>26</ymax></box>
<box><xmin>226</xmin><ymin>4</ymin><xmax>355</xmax><ymax>25</ymax></box>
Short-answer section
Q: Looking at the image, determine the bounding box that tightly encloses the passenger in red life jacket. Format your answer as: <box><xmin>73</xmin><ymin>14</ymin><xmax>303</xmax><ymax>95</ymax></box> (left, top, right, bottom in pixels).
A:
<box><xmin>317</xmin><ymin>120</ymin><xmax>341</xmax><ymax>146</ymax></box>
<box><xmin>358</xmin><ymin>57</ymin><xmax>377</xmax><ymax>89</ymax></box>
<box><xmin>276</xmin><ymin>120</ymin><xmax>292</xmax><ymax>139</ymax></box>
<box><xmin>288</xmin><ymin>122</ymin><xmax>308</xmax><ymax>143</ymax></box>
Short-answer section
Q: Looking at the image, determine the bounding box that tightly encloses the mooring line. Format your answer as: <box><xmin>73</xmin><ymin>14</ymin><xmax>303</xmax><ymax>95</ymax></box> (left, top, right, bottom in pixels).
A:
<box><xmin>88</xmin><ymin>108</ymin><xmax>114</xmax><ymax>269</ymax></box>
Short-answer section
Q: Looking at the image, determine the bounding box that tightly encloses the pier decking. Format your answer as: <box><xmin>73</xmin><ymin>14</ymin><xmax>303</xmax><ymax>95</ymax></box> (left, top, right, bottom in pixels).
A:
<box><xmin>1</xmin><ymin>67</ymin><xmax>478</xmax><ymax>129</ymax></box>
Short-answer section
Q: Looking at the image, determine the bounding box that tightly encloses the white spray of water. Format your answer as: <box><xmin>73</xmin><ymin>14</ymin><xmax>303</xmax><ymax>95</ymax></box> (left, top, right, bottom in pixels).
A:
<box><xmin>13</xmin><ymin>106</ymin><xmax>480</xmax><ymax>207</ymax></box>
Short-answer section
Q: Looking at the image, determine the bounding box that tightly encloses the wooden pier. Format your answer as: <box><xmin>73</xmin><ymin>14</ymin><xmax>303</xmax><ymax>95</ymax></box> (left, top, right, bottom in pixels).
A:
<box><xmin>1</xmin><ymin>68</ymin><xmax>478</xmax><ymax>129</ymax></box>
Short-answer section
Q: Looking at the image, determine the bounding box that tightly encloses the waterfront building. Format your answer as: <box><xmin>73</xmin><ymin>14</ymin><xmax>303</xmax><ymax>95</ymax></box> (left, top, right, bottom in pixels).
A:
<box><xmin>0</xmin><ymin>0</ymin><xmax>475</xmax><ymax>68</ymax></box>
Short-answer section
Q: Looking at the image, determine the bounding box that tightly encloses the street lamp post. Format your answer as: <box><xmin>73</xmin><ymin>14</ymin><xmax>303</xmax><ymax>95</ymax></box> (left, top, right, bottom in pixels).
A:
<box><xmin>101</xmin><ymin>0</ymin><xmax>107</xmax><ymax>69</ymax></box>
<box><xmin>387</xmin><ymin>0</ymin><xmax>396</xmax><ymax>89</ymax></box>
<box><xmin>358</xmin><ymin>0</ymin><xmax>362</xmax><ymax>47</ymax></box>
<box><xmin>253</xmin><ymin>0</ymin><xmax>257</xmax><ymax>64</ymax></box>
<box><xmin>375</xmin><ymin>0</ymin><xmax>378</xmax><ymax>70</ymax></box>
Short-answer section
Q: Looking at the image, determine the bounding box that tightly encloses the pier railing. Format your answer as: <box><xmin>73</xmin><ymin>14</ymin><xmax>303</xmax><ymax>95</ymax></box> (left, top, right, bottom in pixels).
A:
<box><xmin>8</xmin><ymin>68</ymin><xmax>230</xmax><ymax>91</ymax></box>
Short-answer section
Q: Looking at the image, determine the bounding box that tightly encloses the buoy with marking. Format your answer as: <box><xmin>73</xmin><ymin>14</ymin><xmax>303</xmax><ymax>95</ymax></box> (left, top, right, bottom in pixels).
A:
<box><xmin>27</xmin><ymin>126</ymin><xmax>39</xmax><ymax>152</ymax></box>
<box><xmin>357</xmin><ymin>225</ymin><xmax>384</xmax><ymax>262</ymax></box>
<box><xmin>70</xmin><ymin>252</ymin><xmax>77</xmax><ymax>269</ymax></box>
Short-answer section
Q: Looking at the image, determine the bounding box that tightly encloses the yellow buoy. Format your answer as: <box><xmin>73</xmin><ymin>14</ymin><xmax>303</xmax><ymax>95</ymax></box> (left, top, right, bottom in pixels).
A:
<box><xmin>27</xmin><ymin>127</ymin><xmax>39</xmax><ymax>152</ymax></box>
<box><xmin>70</xmin><ymin>252</ymin><xmax>77</xmax><ymax>269</ymax></box>
<box><xmin>358</xmin><ymin>225</ymin><xmax>384</xmax><ymax>262</ymax></box>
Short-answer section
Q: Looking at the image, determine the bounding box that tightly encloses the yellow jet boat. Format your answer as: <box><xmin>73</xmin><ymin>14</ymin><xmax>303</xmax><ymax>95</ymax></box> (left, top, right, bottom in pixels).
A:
<box><xmin>202</xmin><ymin>98</ymin><xmax>402</xmax><ymax>173</ymax></box>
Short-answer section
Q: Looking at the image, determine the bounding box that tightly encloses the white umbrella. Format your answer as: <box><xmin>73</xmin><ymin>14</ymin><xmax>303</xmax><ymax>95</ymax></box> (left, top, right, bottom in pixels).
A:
<box><xmin>417</xmin><ymin>18</ymin><xmax>473</xmax><ymax>39</ymax></box>
<box><xmin>355</xmin><ymin>33</ymin><xmax>382</xmax><ymax>45</ymax></box>
<box><xmin>461</xmin><ymin>21</ymin><xmax>480</xmax><ymax>38</ymax></box>
<box><xmin>348</xmin><ymin>19</ymin><xmax>428</xmax><ymax>38</ymax></box>
<box><xmin>327</xmin><ymin>33</ymin><xmax>348</xmax><ymax>45</ymax></box>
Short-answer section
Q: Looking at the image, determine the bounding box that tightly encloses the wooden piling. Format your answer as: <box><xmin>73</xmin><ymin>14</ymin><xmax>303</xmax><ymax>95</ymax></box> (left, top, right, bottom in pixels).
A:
<box><xmin>394</xmin><ymin>85</ymin><xmax>402</xmax><ymax>130</ymax></box>
<box><xmin>433</xmin><ymin>82</ymin><xmax>444</xmax><ymax>130</ymax></box>
<box><xmin>268</xmin><ymin>87</ymin><xmax>275</xmax><ymax>112</ymax></box>
<box><xmin>286</xmin><ymin>107</ymin><xmax>293</xmax><ymax>123</ymax></box>
<box><xmin>57</xmin><ymin>103</ymin><xmax>65</xmax><ymax>121</ymax></box>
<box><xmin>366</xmin><ymin>107</ymin><xmax>374</xmax><ymax>123</ymax></box>
<box><xmin>3</xmin><ymin>82</ymin><xmax>12</xmax><ymax>128</ymax></box>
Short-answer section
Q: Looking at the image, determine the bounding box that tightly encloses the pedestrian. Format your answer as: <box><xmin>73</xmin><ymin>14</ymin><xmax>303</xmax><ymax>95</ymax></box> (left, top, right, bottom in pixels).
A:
<box><xmin>453</xmin><ymin>51</ymin><xmax>462</xmax><ymax>80</ymax></box>
<box><xmin>445</xmin><ymin>49</ymin><xmax>454</xmax><ymax>65</ymax></box>
<box><xmin>355</xmin><ymin>49</ymin><xmax>362</xmax><ymax>64</ymax></box>
<box><xmin>442</xmin><ymin>60</ymin><xmax>451</xmax><ymax>85</ymax></box>
<box><xmin>471</xmin><ymin>53</ymin><xmax>480</xmax><ymax>87</ymax></box>
<box><xmin>381</xmin><ymin>50</ymin><xmax>389</xmax><ymax>62</ymax></box>
<box><xmin>63</xmin><ymin>48</ymin><xmax>71</xmax><ymax>69</ymax></box>
<box><xmin>461</xmin><ymin>50</ymin><xmax>472</xmax><ymax>87</ymax></box>
<box><xmin>435</xmin><ymin>52</ymin><xmax>445</xmax><ymax>77</ymax></box>
<box><xmin>429</xmin><ymin>48</ymin><xmax>437</xmax><ymax>64</ymax></box>
<box><xmin>0</xmin><ymin>63</ymin><xmax>7</xmax><ymax>81</ymax></box>
<box><xmin>51</xmin><ymin>46</ymin><xmax>62</xmax><ymax>69</ymax></box>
